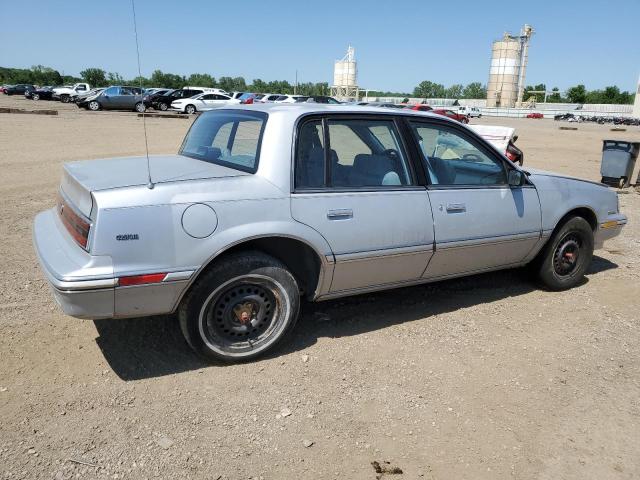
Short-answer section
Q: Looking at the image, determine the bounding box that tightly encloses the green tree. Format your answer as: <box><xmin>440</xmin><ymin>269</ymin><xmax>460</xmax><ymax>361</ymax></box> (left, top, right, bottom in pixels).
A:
<box><xmin>413</xmin><ymin>80</ymin><xmax>446</xmax><ymax>98</ymax></box>
<box><xmin>80</xmin><ymin>68</ymin><xmax>107</xmax><ymax>87</ymax></box>
<box><xmin>149</xmin><ymin>70</ymin><xmax>186</xmax><ymax>89</ymax></box>
<box><xmin>250</xmin><ymin>78</ymin><xmax>268</xmax><ymax>93</ymax></box>
<box><xmin>107</xmin><ymin>72</ymin><xmax>124</xmax><ymax>84</ymax></box>
<box><xmin>566</xmin><ymin>84</ymin><xmax>587</xmax><ymax>103</ymax></box>
<box><xmin>187</xmin><ymin>73</ymin><xmax>216</xmax><ymax>88</ymax></box>
<box><xmin>462</xmin><ymin>82</ymin><xmax>487</xmax><ymax>99</ymax></box>
<box><xmin>547</xmin><ymin>87</ymin><xmax>562</xmax><ymax>103</ymax></box>
<box><xmin>445</xmin><ymin>84</ymin><xmax>463</xmax><ymax>99</ymax></box>
<box><xmin>523</xmin><ymin>83</ymin><xmax>546</xmax><ymax>102</ymax></box>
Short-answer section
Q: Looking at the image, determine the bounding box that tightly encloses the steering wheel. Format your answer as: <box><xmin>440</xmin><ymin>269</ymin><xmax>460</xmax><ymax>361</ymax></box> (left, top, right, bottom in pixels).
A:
<box><xmin>462</xmin><ymin>153</ymin><xmax>482</xmax><ymax>162</ymax></box>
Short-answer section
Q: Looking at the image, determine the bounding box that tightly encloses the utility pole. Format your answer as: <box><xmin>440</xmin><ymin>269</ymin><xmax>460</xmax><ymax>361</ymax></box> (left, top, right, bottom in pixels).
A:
<box><xmin>294</xmin><ymin>70</ymin><xmax>298</xmax><ymax>95</ymax></box>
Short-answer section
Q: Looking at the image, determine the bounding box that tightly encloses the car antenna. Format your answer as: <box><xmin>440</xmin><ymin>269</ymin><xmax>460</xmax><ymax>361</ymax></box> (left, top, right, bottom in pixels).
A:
<box><xmin>130</xmin><ymin>0</ymin><xmax>153</xmax><ymax>189</ymax></box>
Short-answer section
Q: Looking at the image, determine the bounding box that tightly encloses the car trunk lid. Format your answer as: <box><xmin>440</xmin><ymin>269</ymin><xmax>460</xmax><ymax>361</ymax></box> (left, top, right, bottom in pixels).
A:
<box><xmin>60</xmin><ymin>154</ymin><xmax>249</xmax><ymax>217</ymax></box>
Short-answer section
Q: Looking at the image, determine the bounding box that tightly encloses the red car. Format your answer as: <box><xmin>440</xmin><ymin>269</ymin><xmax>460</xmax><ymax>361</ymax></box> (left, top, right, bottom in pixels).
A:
<box><xmin>526</xmin><ymin>112</ymin><xmax>543</xmax><ymax>119</ymax></box>
<box><xmin>409</xmin><ymin>104</ymin><xmax>433</xmax><ymax>112</ymax></box>
<box><xmin>432</xmin><ymin>108</ymin><xmax>469</xmax><ymax>124</ymax></box>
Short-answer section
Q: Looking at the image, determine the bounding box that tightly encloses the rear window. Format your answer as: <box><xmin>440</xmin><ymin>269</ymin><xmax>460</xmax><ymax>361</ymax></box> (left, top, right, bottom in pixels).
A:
<box><xmin>179</xmin><ymin>110</ymin><xmax>267</xmax><ymax>173</ymax></box>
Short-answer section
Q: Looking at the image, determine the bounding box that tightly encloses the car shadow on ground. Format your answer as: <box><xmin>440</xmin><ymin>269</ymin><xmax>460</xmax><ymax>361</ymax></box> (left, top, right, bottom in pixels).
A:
<box><xmin>94</xmin><ymin>255</ymin><xmax>617</xmax><ymax>381</ymax></box>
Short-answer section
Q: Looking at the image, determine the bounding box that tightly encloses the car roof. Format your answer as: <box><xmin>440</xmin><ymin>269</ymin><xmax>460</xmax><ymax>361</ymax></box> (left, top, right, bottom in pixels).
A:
<box><xmin>215</xmin><ymin>103</ymin><xmax>452</xmax><ymax>123</ymax></box>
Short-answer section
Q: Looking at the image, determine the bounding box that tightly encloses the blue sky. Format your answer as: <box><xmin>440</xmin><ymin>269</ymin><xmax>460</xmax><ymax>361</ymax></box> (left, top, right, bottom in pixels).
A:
<box><xmin>1</xmin><ymin>0</ymin><xmax>638</xmax><ymax>92</ymax></box>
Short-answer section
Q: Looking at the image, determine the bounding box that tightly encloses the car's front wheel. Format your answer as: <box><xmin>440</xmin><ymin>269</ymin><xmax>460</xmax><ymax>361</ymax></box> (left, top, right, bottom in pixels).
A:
<box><xmin>60</xmin><ymin>94</ymin><xmax>70</xmax><ymax>103</ymax></box>
<box><xmin>87</xmin><ymin>100</ymin><xmax>100</xmax><ymax>111</ymax></box>
<box><xmin>158</xmin><ymin>103</ymin><xmax>168</xmax><ymax>111</ymax></box>
<box><xmin>179</xmin><ymin>251</ymin><xmax>300</xmax><ymax>362</ymax></box>
<box><xmin>32</xmin><ymin>93</ymin><xmax>40</xmax><ymax>101</ymax></box>
<box><xmin>533</xmin><ymin>216</ymin><xmax>594</xmax><ymax>290</ymax></box>
<box><xmin>185</xmin><ymin>104</ymin><xmax>196</xmax><ymax>114</ymax></box>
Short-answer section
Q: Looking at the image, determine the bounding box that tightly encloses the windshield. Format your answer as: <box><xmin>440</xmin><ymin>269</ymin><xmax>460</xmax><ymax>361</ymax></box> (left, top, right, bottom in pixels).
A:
<box><xmin>179</xmin><ymin>110</ymin><xmax>267</xmax><ymax>173</ymax></box>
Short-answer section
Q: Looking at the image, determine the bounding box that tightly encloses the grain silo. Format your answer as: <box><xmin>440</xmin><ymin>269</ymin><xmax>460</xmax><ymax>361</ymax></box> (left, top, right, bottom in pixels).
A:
<box><xmin>486</xmin><ymin>25</ymin><xmax>533</xmax><ymax>108</ymax></box>
<box><xmin>330</xmin><ymin>46</ymin><xmax>359</xmax><ymax>101</ymax></box>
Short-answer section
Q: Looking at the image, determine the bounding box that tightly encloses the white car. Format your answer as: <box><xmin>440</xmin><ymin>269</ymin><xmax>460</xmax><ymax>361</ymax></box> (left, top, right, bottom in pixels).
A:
<box><xmin>259</xmin><ymin>94</ymin><xmax>282</xmax><ymax>103</ymax></box>
<box><xmin>274</xmin><ymin>95</ymin><xmax>308</xmax><ymax>103</ymax></box>
<box><xmin>458</xmin><ymin>106</ymin><xmax>482</xmax><ymax>118</ymax></box>
<box><xmin>170</xmin><ymin>92</ymin><xmax>240</xmax><ymax>114</ymax></box>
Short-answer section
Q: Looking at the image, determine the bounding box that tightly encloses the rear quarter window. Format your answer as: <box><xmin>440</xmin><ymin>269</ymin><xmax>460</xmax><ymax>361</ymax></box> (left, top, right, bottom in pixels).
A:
<box><xmin>179</xmin><ymin>110</ymin><xmax>267</xmax><ymax>173</ymax></box>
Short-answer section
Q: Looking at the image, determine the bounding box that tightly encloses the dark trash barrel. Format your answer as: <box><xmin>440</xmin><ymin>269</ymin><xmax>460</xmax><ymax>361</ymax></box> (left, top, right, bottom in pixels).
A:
<box><xmin>600</xmin><ymin>140</ymin><xmax>639</xmax><ymax>188</ymax></box>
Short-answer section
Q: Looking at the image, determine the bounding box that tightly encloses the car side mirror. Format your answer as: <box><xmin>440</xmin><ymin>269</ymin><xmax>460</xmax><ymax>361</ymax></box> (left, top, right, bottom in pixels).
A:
<box><xmin>508</xmin><ymin>170</ymin><xmax>524</xmax><ymax>187</ymax></box>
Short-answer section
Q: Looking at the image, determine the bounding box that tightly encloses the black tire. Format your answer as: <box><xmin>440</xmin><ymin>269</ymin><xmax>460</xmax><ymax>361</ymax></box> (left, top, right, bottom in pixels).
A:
<box><xmin>135</xmin><ymin>102</ymin><xmax>146</xmax><ymax>113</ymax></box>
<box><xmin>179</xmin><ymin>251</ymin><xmax>300</xmax><ymax>363</ymax></box>
<box><xmin>533</xmin><ymin>216</ymin><xmax>594</xmax><ymax>291</ymax></box>
<box><xmin>185</xmin><ymin>104</ymin><xmax>196</xmax><ymax>114</ymax></box>
<box><xmin>60</xmin><ymin>94</ymin><xmax>70</xmax><ymax>103</ymax></box>
<box><xmin>158</xmin><ymin>103</ymin><xmax>168</xmax><ymax>111</ymax></box>
<box><xmin>87</xmin><ymin>100</ymin><xmax>100</xmax><ymax>111</ymax></box>
<box><xmin>32</xmin><ymin>93</ymin><xmax>40</xmax><ymax>101</ymax></box>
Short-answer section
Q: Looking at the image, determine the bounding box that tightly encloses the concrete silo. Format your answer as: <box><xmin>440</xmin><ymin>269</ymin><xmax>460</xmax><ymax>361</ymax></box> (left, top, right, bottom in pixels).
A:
<box><xmin>486</xmin><ymin>25</ymin><xmax>533</xmax><ymax>108</ymax></box>
<box><xmin>330</xmin><ymin>46</ymin><xmax>359</xmax><ymax>101</ymax></box>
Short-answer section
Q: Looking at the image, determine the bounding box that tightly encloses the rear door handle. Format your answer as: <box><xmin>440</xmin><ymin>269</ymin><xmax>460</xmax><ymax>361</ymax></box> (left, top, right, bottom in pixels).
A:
<box><xmin>327</xmin><ymin>209</ymin><xmax>353</xmax><ymax>220</ymax></box>
<box><xmin>446</xmin><ymin>203</ymin><xmax>466</xmax><ymax>212</ymax></box>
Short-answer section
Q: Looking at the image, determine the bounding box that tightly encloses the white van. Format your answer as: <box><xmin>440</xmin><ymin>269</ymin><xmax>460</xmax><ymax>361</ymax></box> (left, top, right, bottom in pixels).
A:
<box><xmin>458</xmin><ymin>106</ymin><xmax>482</xmax><ymax>118</ymax></box>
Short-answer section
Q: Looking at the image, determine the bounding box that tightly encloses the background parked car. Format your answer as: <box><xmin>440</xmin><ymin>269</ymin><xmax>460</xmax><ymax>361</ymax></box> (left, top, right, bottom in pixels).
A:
<box><xmin>410</xmin><ymin>104</ymin><xmax>433</xmax><ymax>112</ymax></box>
<box><xmin>458</xmin><ymin>106</ymin><xmax>482</xmax><ymax>118</ymax></box>
<box><xmin>25</xmin><ymin>86</ymin><xmax>55</xmax><ymax>100</ymax></box>
<box><xmin>432</xmin><ymin>108</ymin><xmax>469</xmax><ymax>124</ymax></box>
<box><xmin>73</xmin><ymin>88</ymin><xmax>105</xmax><ymax>105</ymax></box>
<box><xmin>526</xmin><ymin>112</ymin><xmax>544</xmax><ymax>119</ymax></box>
<box><xmin>52</xmin><ymin>83</ymin><xmax>90</xmax><ymax>103</ymax></box>
<box><xmin>274</xmin><ymin>95</ymin><xmax>308</xmax><ymax>103</ymax></box>
<box><xmin>77</xmin><ymin>86</ymin><xmax>144</xmax><ymax>111</ymax></box>
<box><xmin>300</xmin><ymin>95</ymin><xmax>341</xmax><ymax>104</ymax></box>
<box><xmin>170</xmin><ymin>92</ymin><xmax>240</xmax><ymax>114</ymax></box>
<box><xmin>4</xmin><ymin>84</ymin><xmax>35</xmax><ymax>95</ymax></box>
<box><xmin>141</xmin><ymin>88</ymin><xmax>170</xmax><ymax>110</ymax></box>
<box><xmin>153</xmin><ymin>88</ymin><xmax>205</xmax><ymax>111</ymax></box>
<box><xmin>0</xmin><ymin>85</ymin><xmax>11</xmax><ymax>94</ymax></box>
<box><xmin>260</xmin><ymin>94</ymin><xmax>282</xmax><ymax>103</ymax></box>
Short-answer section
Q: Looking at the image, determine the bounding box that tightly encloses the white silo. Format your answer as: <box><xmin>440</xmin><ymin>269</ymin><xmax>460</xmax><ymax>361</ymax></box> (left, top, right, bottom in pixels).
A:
<box><xmin>486</xmin><ymin>24</ymin><xmax>533</xmax><ymax>108</ymax></box>
<box><xmin>330</xmin><ymin>46</ymin><xmax>359</xmax><ymax>101</ymax></box>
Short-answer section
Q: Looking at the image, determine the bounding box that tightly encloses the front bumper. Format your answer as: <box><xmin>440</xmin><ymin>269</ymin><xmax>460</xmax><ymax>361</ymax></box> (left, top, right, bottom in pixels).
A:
<box><xmin>594</xmin><ymin>213</ymin><xmax>627</xmax><ymax>249</ymax></box>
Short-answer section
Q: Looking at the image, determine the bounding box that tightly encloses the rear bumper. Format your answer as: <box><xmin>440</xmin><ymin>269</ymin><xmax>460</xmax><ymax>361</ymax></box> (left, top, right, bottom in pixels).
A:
<box><xmin>594</xmin><ymin>213</ymin><xmax>627</xmax><ymax>249</ymax></box>
<box><xmin>33</xmin><ymin>209</ymin><xmax>116</xmax><ymax>319</ymax></box>
<box><xmin>33</xmin><ymin>208</ymin><xmax>194</xmax><ymax>320</ymax></box>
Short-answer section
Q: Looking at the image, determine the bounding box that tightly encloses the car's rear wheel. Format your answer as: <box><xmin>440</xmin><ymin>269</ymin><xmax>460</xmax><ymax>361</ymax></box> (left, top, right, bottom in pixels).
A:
<box><xmin>135</xmin><ymin>102</ymin><xmax>146</xmax><ymax>113</ymax></box>
<box><xmin>32</xmin><ymin>93</ymin><xmax>40</xmax><ymax>101</ymax></box>
<box><xmin>533</xmin><ymin>216</ymin><xmax>594</xmax><ymax>291</ymax></box>
<box><xmin>462</xmin><ymin>117</ymin><xmax>469</xmax><ymax>124</ymax></box>
<box><xmin>179</xmin><ymin>251</ymin><xmax>300</xmax><ymax>363</ymax></box>
<box><xmin>159</xmin><ymin>103</ymin><xmax>168</xmax><ymax>111</ymax></box>
<box><xmin>185</xmin><ymin>104</ymin><xmax>196</xmax><ymax>114</ymax></box>
<box><xmin>60</xmin><ymin>94</ymin><xmax>70</xmax><ymax>103</ymax></box>
<box><xmin>87</xmin><ymin>100</ymin><xmax>100</xmax><ymax>111</ymax></box>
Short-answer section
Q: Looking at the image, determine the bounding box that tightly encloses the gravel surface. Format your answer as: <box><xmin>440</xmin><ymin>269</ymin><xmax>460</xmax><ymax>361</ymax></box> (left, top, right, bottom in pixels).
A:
<box><xmin>1</xmin><ymin>95</ymin><xmax>639</xmax><ymax>480</ymax></box>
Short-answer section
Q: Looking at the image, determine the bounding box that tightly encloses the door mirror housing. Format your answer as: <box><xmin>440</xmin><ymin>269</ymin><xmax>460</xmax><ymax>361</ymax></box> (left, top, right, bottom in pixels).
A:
<box><xmin>508</xmin><ymin>169</ymin><xmax>524</xmax><ymax>187</ymax></box>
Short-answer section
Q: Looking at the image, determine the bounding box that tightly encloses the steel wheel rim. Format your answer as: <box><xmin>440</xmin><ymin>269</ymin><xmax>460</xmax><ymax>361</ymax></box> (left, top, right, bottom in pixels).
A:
<box><xmin>198</xmin><ymin>274</ymin><xmax>289</xmax><ymax>356</ymax></box>
<box><xmin>553</xmin><ymin>233</ymin><xmax>581</xmax><ymax>276</ymax></box>
<box><xmin>33</xmin><ymin>94</ymin><xmax>39</xmax><ymax>100</ymax></box>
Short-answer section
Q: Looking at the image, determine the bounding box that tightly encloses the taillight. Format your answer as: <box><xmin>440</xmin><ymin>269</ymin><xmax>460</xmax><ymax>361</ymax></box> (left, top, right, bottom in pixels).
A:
<box><xmin>57</xmin><ymin>194</ymin><xmax>90</xmax><ymax>249</ymax></box>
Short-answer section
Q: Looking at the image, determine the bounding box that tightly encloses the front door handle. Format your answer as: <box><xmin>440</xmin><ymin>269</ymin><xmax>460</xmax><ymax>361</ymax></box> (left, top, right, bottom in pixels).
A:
<box><xmin>446</xmin><ymin>203</ymin><xmax>466</xmax><ymax>213</ymax></box>
<box><xmin>327</xmin><ymin>209</ymin><xmax>353</xmax><ymax>220</ymax></box>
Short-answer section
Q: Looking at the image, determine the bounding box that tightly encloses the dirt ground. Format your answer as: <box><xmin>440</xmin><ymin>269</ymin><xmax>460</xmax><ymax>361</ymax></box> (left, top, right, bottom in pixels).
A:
<box><xmin>1</xmin><ymin>95</ymin><xmax>639</xmax><ymax>480</ymax></box>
